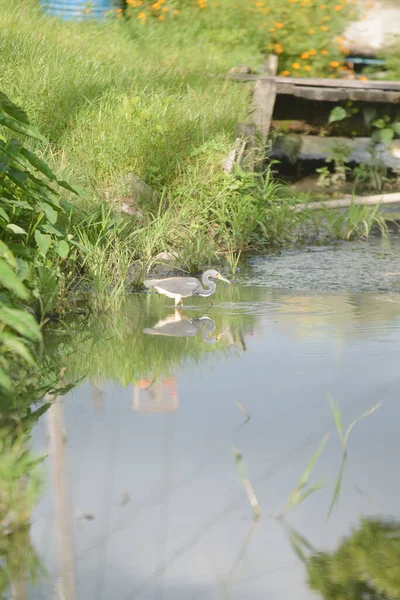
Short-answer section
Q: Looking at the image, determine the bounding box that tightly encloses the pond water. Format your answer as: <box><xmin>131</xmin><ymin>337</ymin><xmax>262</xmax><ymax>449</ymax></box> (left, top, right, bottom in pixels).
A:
<box><xmin>17</xmin><ymin>234</ymin><xmax>400</xmax><ymax>598</ymax></box>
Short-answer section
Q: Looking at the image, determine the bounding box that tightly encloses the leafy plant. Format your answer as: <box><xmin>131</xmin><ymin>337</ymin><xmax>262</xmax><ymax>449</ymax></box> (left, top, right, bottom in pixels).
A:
<box><xmin>0</xmin><ymin>90</ymin><xmax>82</xmax><ymax>394</ymax></box>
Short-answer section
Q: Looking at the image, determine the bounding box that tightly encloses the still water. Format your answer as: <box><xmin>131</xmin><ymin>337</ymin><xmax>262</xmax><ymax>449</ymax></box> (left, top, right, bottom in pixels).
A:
<box><xmin>27</xmin><ymin>236</ymin><xmax>400</xmax><ymax>598</ymax></box>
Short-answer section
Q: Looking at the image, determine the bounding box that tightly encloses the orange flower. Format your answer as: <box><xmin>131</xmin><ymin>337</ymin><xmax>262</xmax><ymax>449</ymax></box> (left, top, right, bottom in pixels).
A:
<box><xmin>359</xmin><ymin>75</ymin><xmax>368</xmax><ymax>81</ymax></box>
<box><xmin>334</xmin><ymin>4</ymin><xmax>343</xmax><ymax>9</ymax></box>
<box><xmin>158</xmin><ymin>14</ymin><xmax>165</xmax><ymax>20</ymax></box>
<box><xmin>275</xmin><ymin>22</ymin><xmax>284</xmax><ymax>28</ymax></box>
<box><xmin>292</xmin><ymin>62</ymin><xmax>301</xmax><ymax>69</ymax></box>
<box><xmin>84</xmin><ymin>7</ymin><xmax>92</xmax><ymax>13</ymax></box>
<box><xmin>137</xmin><ymin>11</ymin><xmax>146</xmax><ymax>18</ymax></box>
<box><xmin>308</xmin><ymin>29</ymin><xmax>315</xmax><ymax>34</ymax></box>
<box><xmin>269</xmin><ymin>26</ymin><xmax>276</xmax><ymax>31</ymax></box>
<box><xmin>321</xmin><ymin>25</ymin><xmax>329</xmax><ymax>31</ymax></box>
<box><xmin>321</xmin><ymin>49</ymin><xmax>328</xmax><ymax>54</ymax></box>
<box><xmin>309</xmin><ymin>48</ymin><xmax>317</xmax><ymax>55</ymax></box>
<box><xmin>274</xmin><ymin>43</ymin><xmax>284</xmax><ymax>53</ymax></box>
<box><xmin>304</xmin><ymin>65</ymin><xmax>312</xmax><ymax>71</ymax></box>
<box><xmin>336</xmin><ymin>36</ymin><xmax>345</xmax><ymax>43</ymax></box>
<box><xmin>321</xmin><ymin>14</ymin><xmax>329</xmax><ymax>20</ymax></box>
<box><xmin>301</xmin><ymin>52</ymin><xmax>310</xmax><ymax>59</ymax></box>
<box><xmin>280</xmin><ymin>70</ymin><xmax>290</xmax><ymax>76</ymax></box>
<box><xmin>255</xmin><ymin>1</ymin><xmax>264</xmax><ymax>5</ymax></box>
<box><xmin>330</xmin><ymin>60</ymin><xmax>340</xmax><ymax>67</ymax></box>
<box><xmin>162</xmin><ymin>6</ymin><xmax>168</xmax><ymax>11</ymax></box>
<box><xmin>173</xmin><ymin>8</ymin><xmax>179</xmax><ymax>13</ymax></box>
<box><xmin>319</xmin><ymin>3</ymin><xmax>326</xmax><ymax>7</ymax></box>
<box><xmin>340</xmin><ymin>46</ymin><xmax>350</xmax><ymax>55</ymax></box>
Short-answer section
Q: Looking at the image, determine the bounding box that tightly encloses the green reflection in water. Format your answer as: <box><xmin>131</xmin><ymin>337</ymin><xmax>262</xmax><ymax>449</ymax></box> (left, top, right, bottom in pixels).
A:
<box><xmin>307</xmin><ymin>518</ymin><xmax>400</xmax><ymax>599</ymax></box>
<box><xmin>62</xmin><ymin>294</ymin><xmax>261</xmax><ymax>386</ymax></box>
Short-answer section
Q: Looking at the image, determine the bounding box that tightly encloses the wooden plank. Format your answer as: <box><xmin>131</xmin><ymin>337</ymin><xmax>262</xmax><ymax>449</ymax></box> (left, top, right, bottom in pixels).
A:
<box><xmin>251</xmin><ymin>78</ymin><xmax>277</xmax><ymax>143</ymax></box>
<box><xmin>275</xmin><ymin>84</ymin><xmax>400</xmax><ymax>103</ymax></box>
<box><xmin>294</xmin><ymin>192</ymin><xmax>400</xmax><ymax>212</ymax></box>
<box><xmin>234</xmin><ymin>74</ymin><xmax>400</xmax><ymax>91</ymax></box>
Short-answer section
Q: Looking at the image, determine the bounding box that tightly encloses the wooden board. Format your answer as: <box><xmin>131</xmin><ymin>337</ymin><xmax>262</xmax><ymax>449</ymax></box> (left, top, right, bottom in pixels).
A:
<box><xmin>275</xmin><ymin>84</ymin><xmax>400</xmax><ymax>103</ymax></box>
<box><xmin>235</xmin><ymin>74</ymin><xmax>400</xmax><ymax>90</ymax></box>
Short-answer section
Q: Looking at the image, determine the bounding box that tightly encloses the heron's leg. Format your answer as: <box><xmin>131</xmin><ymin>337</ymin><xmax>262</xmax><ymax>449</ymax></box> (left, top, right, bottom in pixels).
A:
<box><xmin>208</xmin><ymin>299</ymin><xmax>213</xmax><ymax>308</ymax></box>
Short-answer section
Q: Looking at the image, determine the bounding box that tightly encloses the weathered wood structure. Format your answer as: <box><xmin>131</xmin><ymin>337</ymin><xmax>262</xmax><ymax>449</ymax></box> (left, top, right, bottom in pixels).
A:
<box><xmin>230</xmin><ymin>60</ymin><xmax>400</xmax><ymax>174</ymax></box>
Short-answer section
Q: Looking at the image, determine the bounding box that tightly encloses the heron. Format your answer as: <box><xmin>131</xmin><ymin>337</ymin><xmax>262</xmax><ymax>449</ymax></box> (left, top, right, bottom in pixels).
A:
<box><xmin>143</xmin><ymin>269</ymin><xmax>231</xmax><ymax>307</ymax></box>
<box><xmin>144</xmin><ymin>312</ymin><xmax>220</xmax><ymax>343</ymax></box>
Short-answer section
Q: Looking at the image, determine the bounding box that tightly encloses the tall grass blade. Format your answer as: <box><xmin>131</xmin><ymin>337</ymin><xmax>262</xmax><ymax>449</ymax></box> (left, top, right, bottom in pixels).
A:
<box><xmin>343</xmin><ymin>401</ymin><xmax>384</xmax><ymax>449</ymax></box>
<box><xmin>328</xmin><ymin>393</ymin><xmax>344</xmax><ymax>449</ymax></box>
<box><xmin>327</xmin><ymin>454</ymin><xmax>347</xmax><ymax>520</ymax></box>
<box><xmin>298</xmin><ymin>433</ymin><xmax>330</xmax><ymax>490</ymax></box>
<box><xmin>233</xmin><ymin>448</ymin><xmax>260</xmax><ymax>521</ymax></box>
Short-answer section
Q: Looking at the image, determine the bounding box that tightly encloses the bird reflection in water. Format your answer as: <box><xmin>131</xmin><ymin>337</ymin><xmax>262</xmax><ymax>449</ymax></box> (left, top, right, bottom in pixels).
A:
<box><xmin>143</xmin><ymin>309</ymin><xmax>220</xmax><ymax>344</ymax></box>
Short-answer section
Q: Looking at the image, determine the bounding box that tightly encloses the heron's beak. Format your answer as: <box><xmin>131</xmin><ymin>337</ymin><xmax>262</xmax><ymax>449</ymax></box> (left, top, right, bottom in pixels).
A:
<box><xmin>218</xmin><ymin>275</ymin><xmax>231</xmax><ymax>284</ymax></box>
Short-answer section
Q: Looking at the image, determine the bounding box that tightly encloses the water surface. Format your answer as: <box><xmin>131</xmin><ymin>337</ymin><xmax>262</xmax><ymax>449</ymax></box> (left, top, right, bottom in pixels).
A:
<box><xmin>25</xmin><ymin>235</ymin><xmax>400</xmax><ymax>598</ymax></box>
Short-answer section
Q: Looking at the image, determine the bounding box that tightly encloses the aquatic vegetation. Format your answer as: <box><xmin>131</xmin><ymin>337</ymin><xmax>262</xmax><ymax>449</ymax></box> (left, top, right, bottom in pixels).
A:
<box><xmin>307</xmin><ymin>518</ymin><xmax>400</xmax><ymax>599</ymax></box>
<box><xmin>233</xmin><ymin>448</ymin><xmax>260</xmax><ymax>521</ymax></box>
<box><xmin>328</xmin><ymin>394</ymin><xmax>383</xmax><ymax>454</ymax></box>
<box><xmin>280</xmin><ymin>433</ymin><xmax>330</xmax><ymax>517</ymax></box>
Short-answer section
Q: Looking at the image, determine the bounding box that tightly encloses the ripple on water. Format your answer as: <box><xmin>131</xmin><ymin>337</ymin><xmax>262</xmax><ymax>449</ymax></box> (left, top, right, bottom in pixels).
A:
<box><xmin>243</xmin><ymin>234</ymin><xmax>400</xmax><ymax>294</ymax></box>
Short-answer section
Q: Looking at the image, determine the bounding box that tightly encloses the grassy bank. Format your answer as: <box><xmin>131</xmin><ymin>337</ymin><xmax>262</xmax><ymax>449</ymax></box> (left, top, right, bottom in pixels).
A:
<box><xmin>0</xmin><ymin>0</ymin><xmax>355</xmax><ymax>275</ymax></box>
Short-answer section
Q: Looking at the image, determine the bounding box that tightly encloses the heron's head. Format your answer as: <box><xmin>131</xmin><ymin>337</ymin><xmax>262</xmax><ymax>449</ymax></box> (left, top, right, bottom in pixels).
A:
<box><xmin>208</xmin><ymin>269</ymin><xmax>231</xmax><ymax>284</ymax></box>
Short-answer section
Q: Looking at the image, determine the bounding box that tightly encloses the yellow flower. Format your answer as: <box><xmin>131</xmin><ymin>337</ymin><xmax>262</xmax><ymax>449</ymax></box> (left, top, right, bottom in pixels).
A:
<box><xmin>334</xmin><ymin>4</ymin><xmax>343</xmax><ymax>9</ymax></box>
<box><xmin>162</xmin><ymin>6</ymin><xmax>168</xmax><ymax>11</ymax></box>
<box><xmin>336</xmin><ymin>36</ymin><xmax>345</xmax><ymax>43</ymax></box>
<box><xmin>321</xmin><ymin>14</ymin><xmax>329</xmax><ymax>20</ymax></box>
<box><xmin>173</xmin><ymin>8</ymin><xmax>179</xmax><ymax>13</ymax></box>
<box><xmin>309</xmin><ymin>48</ymin><xmax>317</xmax><ymax>55</ymax></box>
<box><xmin>340</xmin><ymin>46</ymin><xmax>350</xmax><ymax>55</ymax></box>
<box><xmin>321</xmin><ymin>25</ymin><xmax>329</xmax><ymax>31</ymax></box>
<box><xmin>330</xmin><ymin>60</ymin><xmax>340</xmax><ymax>67</ymax></box>
<box><xmin>275</xmin><ymin>22</ymin><xmax>284</xmax><ymax>28</ymax></box>
<box><xmin>319</xmin><ymin>3</ymin><xmax>326</xmax><ymax>7</ymax></box>
<box><xmin>280</xmin><ymin>70</ymin><xmax>290</xmax><ymax>76</ymax></box>
<box><xmin>137</xmin><ymin>11</ymin><xmax>146</xmax><ymax>18</ymax></box>
<box><xmin>292</xmin><ymin>62</ymin><xmax>301</xmax><ymax>69</ymax></box>
<box><xmin>255</xmin><ymin>1</ymin><xmax>264</xmax><ymax>5</ymax></box>
<box><xmin>301</xmin><ymin>52</ymin><xmax>310</xmax><ymax>59</ymax></box>
<box><xmin>308</xmin><ymin>29</ymin><xmax>315</xmax><ymax>34</ymax></box>
<box><xmin>269</xmin><ymin>26</ymin><xmax>276</xmax><ymax>31</ymax></box>
<box><xmin>158</xmin><ymin>14</ymin><xmax>165</xmax><ymax>20</ymax></box>
<box><xmin>304</xmin><ymin>65</ymin><xmax>312</xmax><ymax>71</ymax></box>
<box><xmin>321</xmin><ymin>49</ymin><xmax>328</xmax><ymax>54</ymax></box>
<box><xmin>151</xmin><ymin>2</ymin><xmax>159</xmax><ymax>8</ymax></box>
<box><xmin>359</xmin><ymin>75</ymin><xmax>368</xmax><ymax>81</ymax></box>
<box><xmin>274</xmin><ymin>43</ymin><xmax>283</xmax><ymax>53</ymax></box>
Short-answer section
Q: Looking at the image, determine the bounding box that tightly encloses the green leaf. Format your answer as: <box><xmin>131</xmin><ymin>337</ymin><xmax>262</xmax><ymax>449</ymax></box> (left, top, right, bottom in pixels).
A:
<box><xmin>41</xmin><ymin>223</ymin><xmax>63</xmax><ymax>237</ymax></box>
<box><xmin>0</xmin><ymin>365</ymin><xmax>12</xmax><ymax>392</ymax></box>
<box><xmin>56</xmin><ymin>240</ymin><xmax>69</xmax><ymax>258</ymax></box>
<box><xmin>392</xmin><ymin>122</ymin><xmax>400</xmax><ymax>135</ymax></box>
<box><xmin>37</xmin><ymin>201</ymin><xmax>58</xmax><ymax>225</ymax></box>
<box><xmin>57</xmin><ymin>180</ymin><xmax>83</xmax><ymax>196</ymax></box>
<box><xmin>7</xmin><ymin>243</ymin><xmax>32</xmax><ymax>259</ymax></box>
<box><xmin>0</xmin><ymin>92</ymin><xmax>30</xmax><ymax>124</ymax></box>
<box><xmin>0</xmin><ymin>305</ymin><xmax>41</xmax><ymax>341</ymax></box>
<box><xmin>0</xmin><ymin>207</ymin><xmax>10</xmax><ymax>222</ymax></box>
<box><xmin>7</xmin><ymin>224</ymin><xmax>27</xmax><ymax>235</ymax></box>
<box><xmin>34</xmin><ymin>230</ymin><xmax>52</xmax><ymax>256</ymax></box>
<box><xmin>0</xmin><ymin>114</ymin><xmax>47</xmax><ymax>143</ymax></box>
<box><xmin>21</xmin><ymin>147</ymin><xmax>57</xmax><ymax>181</ymax></box>
<box><xmin>373</xmin><ymin>118</ymin><xmax>386</xmax><ymax>129</ymax></box>
<box><xmin>380</xmin><ymin>128</ymin><xmax>395</xmax><ymax>145</ymax></box>
<box><xmin>0</xmin><ymin>240</ymin><xmax>16</xmax><ymax>268</ymax></box>
<box><xmin>328</xmin><ymin>394</ymin><xmax>344</xmax><ymax>447</ymax></box>
<box><xmin>0</xmin><ymin>259</ymin><xmax>29</xmax><ymax>299</ymax></box>
<box><xmin>328</xmin><ymin>107</ymin><xmax>347</xmax><ymax>125</ymax></box>
<box><xmin>0</xmin><ymin>332</ymin><xmax>36</xmax><ymax>365</ymax></box>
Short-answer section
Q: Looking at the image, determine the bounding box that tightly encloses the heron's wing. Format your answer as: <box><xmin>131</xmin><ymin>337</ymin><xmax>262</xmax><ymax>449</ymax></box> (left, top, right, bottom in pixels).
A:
<box><xmin>144</xmin><ymin>277</ymin><xmax>200</xmax><ymax>296</ymax></box>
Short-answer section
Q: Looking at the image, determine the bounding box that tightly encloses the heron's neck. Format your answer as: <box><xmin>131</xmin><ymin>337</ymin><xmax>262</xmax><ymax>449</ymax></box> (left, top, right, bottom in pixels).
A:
<box><xmin>200</xmin><ymin>319</ymin><xmax>217</xmax><ymax>344</ymax></box>
<box><xmin>198</xmin><ymin>275</ymin><xmax>216</xmax><ymax>297</ymax></box>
